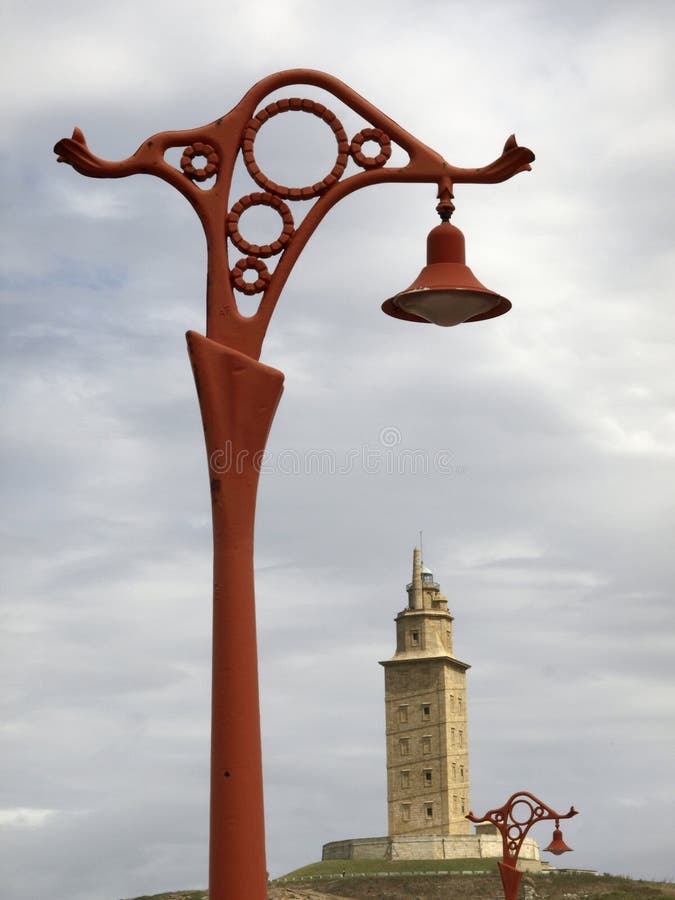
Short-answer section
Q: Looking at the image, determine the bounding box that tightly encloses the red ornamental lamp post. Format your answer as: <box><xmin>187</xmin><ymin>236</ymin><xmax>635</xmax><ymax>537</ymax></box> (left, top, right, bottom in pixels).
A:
<box><xmin>467</xmin><ymin>791</ymin><xmax>579</xmax><ymax>900</ymax></box>
<box><xmin>54</xmin><ymin>70</ymin><xmax>535</xmax><ymax>900</ymax></box>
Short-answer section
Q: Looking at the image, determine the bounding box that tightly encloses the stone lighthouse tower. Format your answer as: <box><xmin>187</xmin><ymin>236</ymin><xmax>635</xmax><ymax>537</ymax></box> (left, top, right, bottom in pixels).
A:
<box><xmin>321</xmin><ymin>550</ymin><xmax>541</xmax><ymax>865</ymax></box>
<box><xmin>380</xmin><ymin>548</ymin><xmax>471</xmax><ymax>836</ymax></box>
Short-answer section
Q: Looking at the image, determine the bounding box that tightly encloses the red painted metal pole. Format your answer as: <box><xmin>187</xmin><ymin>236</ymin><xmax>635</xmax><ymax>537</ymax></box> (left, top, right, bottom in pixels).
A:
<box><xmin>498</xmin><ymin>860</ymin><xmax>523</xmax><ymax>900</ymax></box>
<box><xmin>187</xmin><ymin>333</ymin><xmax>284</xmax><ymax>899</ymax></box>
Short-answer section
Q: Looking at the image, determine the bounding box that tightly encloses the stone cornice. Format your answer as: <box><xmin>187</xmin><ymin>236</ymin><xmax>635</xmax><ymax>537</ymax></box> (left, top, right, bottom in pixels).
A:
<box><xmin>379</xmin><ymin>654</ymin><xmax>471</xmax><ymax>671</ymax></box>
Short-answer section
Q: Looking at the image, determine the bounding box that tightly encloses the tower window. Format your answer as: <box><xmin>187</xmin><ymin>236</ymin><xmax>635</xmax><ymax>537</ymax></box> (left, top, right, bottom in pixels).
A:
<box><xmin>452</xmin><ymin>763</ymin><xmax>457</xmax><ymax>781</ymax></box>
<box><xmin>451</xmin><ymin>728</ymin><xmax>456</xmax><ymax>745</ymax></box>
<box><xmin>424</xmin><ymin>768</ymin><xmax>432</xmax><ymax>786</ymax></box>
<box><xmin>459</xmin><ymin>730</ymin><xmax>464</xmax><ymax>747</ymax></box>
<box><xmin>422</xmin><ymin>736</ymin><xmax>432</xmax><ymax>755</ymax></box>
<box><xmin>453</xmin><ymin>795</ymin><xmax>458</xmax><ymax>813</ymax></box>
<box><xmin>458</xmin><ymin>696</ymin><xmax>463</xmax><ymax>713</ymax></box>
<box><xmin>401</xmin><ymin>803</ymin><xmax>411</xmax><ymax>822</ymax></box>
<box><xmin>399</xmin><ymin>738</ymin><xmax>410</xmax><ymax>757</ymax></box>
<box><xmin>400</xmin><ymin>770</ymin><xmax>410</xmax><ymax>789</ymax></box>
<box><xmin>398</xmin><ymin>705</ymin><xmax>408</xmax><ymax>724</ymax></box>
<box><xmin>422</xmin><ymin>704</ymin><xmax>431</xmax><ymax>721</ymax></box>
<box><xmin>410</xmin><ymin>630</ymin><xmax>420</xmax><ymax>647</ymax></box>
<box><xmin>425</xmin><ymin>803</ymin><xmax>434</xmax><ymax>819</ymax></box>
<box><xmin>460</xmin><ymin>765</ymin><xmax>465</xmax><ymax>780</ymax></box>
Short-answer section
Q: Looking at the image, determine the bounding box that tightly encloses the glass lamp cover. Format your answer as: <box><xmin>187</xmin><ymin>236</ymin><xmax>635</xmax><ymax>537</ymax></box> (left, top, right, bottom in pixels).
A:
<box><xmin>396</xmin><ymin>288</ymin><xmax>500</xmax><ymax>327</ymax></box>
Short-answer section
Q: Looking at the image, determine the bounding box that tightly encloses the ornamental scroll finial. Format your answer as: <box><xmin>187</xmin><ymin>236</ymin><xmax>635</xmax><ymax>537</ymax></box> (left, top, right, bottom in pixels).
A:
<box><xmin>54</xmin><ymin>69</ymin><xmax>535</xmax><ymax>360</ymax></box>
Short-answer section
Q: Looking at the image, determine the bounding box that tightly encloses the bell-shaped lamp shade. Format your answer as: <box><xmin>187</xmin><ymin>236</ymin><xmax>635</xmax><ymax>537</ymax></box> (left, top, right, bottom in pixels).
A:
<box><xmin>382</xmin><ymin>222</ymin><xmax>511</xmax><ymax>326</ymax></box>
<box><xmin>544</xmin><ymin>827</ymin><xmax>573</xmax><ymax>856</ymax></box>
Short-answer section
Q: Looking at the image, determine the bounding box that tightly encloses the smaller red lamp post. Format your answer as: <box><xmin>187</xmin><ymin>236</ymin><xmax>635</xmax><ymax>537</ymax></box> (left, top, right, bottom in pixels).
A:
<box><xmin>467</xmin><ymin>791</ymin><xmax>578</xmax><ymax>900</ymax></box>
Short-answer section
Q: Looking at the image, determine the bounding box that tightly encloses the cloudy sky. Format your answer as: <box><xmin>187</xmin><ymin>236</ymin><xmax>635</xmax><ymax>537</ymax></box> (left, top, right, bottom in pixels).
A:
<box><xmin>2</xmin><ymin>1</ymin><xmax>674</xmax><ymax>898</ymax></box>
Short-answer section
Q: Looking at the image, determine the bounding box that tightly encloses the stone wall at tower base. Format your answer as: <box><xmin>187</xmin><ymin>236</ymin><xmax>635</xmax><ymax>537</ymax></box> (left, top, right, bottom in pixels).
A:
<box><xmin>322</xmin><ymin>832</ymin><xmax>541</xmax><ymax>871</ymax></box>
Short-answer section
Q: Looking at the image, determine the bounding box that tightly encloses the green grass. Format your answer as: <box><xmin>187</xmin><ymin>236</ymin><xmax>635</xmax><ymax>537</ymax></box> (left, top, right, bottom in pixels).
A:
<box><xmin>126</xmin><ymin>871</ymin><xmax>675</xmax><ymax>900</ymax></box>
<box><xmin>127</xmin><ymin>893</ymin><xmax>207</xmax><ymax>900</ymax></box>
<box><xmin>276</xmin><ymin>857</ymin><xmax>499</xmax><ymax>879</ymax></box>
<box><xmin>594</xmin><ymin>888</ymin><xmax>667</xmax><ymax>899</ymax></box>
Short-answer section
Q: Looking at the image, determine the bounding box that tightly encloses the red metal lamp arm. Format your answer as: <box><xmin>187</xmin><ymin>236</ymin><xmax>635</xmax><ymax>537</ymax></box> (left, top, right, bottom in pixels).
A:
<box><xmin>53</xmin><ymin>69</ymin><xmax>535</xmax><ymax>360</ymax></box>
<box><xmin>231</xmin><ymin>70</ymin><xmax>534</xmax><ymax>184</ymax></box>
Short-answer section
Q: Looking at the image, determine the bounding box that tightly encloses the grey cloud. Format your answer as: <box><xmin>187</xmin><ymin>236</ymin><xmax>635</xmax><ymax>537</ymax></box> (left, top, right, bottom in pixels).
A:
<box><xmin>2</xmin><ymin>2</ymin><xmax>674</xmax><ymax>898</ymax></box>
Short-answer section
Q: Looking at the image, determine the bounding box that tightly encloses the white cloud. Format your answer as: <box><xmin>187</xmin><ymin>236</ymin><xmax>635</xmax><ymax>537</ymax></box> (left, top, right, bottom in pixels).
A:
<box><xmin>0</xmin><ymin>809</ymin><xmax>56</xmax><ymax>829</ymax></box>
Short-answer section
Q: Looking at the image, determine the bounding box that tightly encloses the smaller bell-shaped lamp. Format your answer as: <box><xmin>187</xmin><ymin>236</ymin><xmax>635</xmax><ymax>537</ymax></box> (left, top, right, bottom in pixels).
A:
<box><xmin>544</xmin><ymin>821</ymin><xmax>573</xmax><ymax>856</ymax></box>
<box><xmin>382</xmin><ymin>221</ymin><xmax>511</xmax><ymax>326</ymax></box>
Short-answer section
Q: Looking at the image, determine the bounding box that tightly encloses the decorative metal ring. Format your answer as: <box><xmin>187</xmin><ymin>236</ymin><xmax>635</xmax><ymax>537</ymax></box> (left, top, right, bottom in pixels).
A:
<box><xmin>511</xmin><ymin>799</ymin><xmax>534</xmax><ymax>825</ymax></box>
<box><xmin>242</xmin><ymin>98</ymin><xmax>349</xmax><ymax>200</ymax></box>
<box><xmin>226</xmin><ymin>192</ymin><xmax>294</xmax><ymax>258</ymax></box>
<box><xmin>180</xmin><ymin>142</ymin><xmax>219</xmax><ymax>182</ymax></box>
<box><xmin>350</xmin><ymin>127</ymin><xmax>392</xmax><ymax>169</ymax></box>
<box><xmin>231</xmin><ymin>256</ymin><xmax>271</xmax><ymax>295</ymax></box>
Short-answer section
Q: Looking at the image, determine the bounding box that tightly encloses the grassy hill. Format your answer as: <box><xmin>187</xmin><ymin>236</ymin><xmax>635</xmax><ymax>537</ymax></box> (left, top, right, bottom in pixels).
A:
<box><xmin>126</xmin><ymin>860</ymin><xmax>675</xmax><ymax>900</ymax></box>
<box><xmin>281</xmin><ymin>857</ymin><xmax>500</xmax><ymax>878</ymax></box>
<box><xmin>271</xmin><ymin>860</ymin><xmax>675</xmax><ymax>899</ymax></box>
